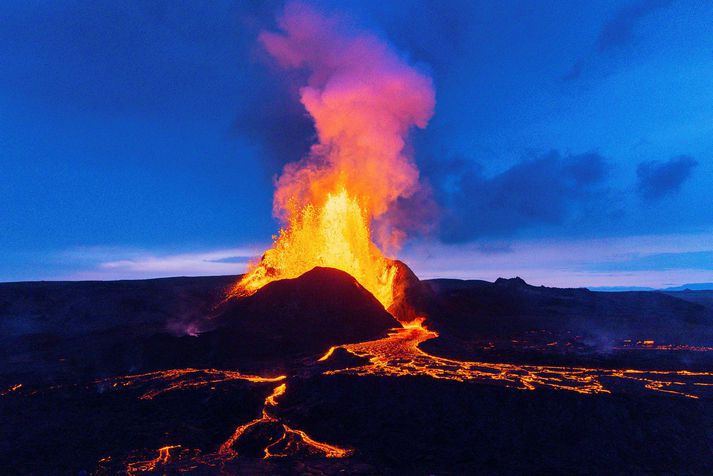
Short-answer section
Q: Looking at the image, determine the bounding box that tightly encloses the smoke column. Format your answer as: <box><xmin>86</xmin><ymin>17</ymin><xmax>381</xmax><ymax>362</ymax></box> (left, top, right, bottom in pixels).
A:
<box><xmin>233</xmin><ymin>2</ymin><xmax>435</xmax><ymax>308</ymax></box>
<box><xmin>260</xmin><ymin>1</ymin><xmax>435</xmax><ymax>249</ymax></box>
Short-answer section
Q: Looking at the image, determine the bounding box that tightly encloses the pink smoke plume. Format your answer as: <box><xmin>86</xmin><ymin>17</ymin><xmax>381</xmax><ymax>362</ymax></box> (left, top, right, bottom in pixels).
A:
<box><xmin>259</xmin><ymin>1</ymin><xmax>435</xmax><ymax>252</ymax></box>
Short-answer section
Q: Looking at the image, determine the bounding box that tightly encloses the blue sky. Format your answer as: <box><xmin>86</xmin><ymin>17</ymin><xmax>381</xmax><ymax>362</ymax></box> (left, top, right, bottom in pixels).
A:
<box><xmin>1</xmin><ymin>0</ymin><xmax>711</xmax><ymax>287</ymax></box>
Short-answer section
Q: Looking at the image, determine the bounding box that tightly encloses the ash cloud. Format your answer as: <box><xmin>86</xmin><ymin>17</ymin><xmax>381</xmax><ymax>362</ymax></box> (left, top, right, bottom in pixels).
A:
<box><xmin>636</xmin><ymin>155</ymin><xmax>698</xmax><ymax>200</ymax></box>
<box><xmin>436</xmin><ymin>151</ymin><xmax>611</xmax><ymax>242</ymax></box>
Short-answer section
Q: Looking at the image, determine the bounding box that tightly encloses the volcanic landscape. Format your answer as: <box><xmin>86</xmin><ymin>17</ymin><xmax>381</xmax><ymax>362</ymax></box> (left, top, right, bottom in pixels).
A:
<box><xmin>2</xmin><ymin>264</ymin><xmax>713</xmax><ymax>474</ymax></box>
<box><xmin>2</xmin><ymin>3</ymin><xmax>712</xmax><ymax>475</ymax></box>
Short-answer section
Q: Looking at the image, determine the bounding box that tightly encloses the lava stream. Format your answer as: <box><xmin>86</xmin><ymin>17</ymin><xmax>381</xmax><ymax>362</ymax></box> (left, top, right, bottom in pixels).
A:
<box><xmin>95</xmin><ymin>368</ymin><xmax>286</xmax><ymax>400</ymax></box>
<box><xmin>321</xmin><ymin>320</ymin><xmax>713</xmax><ymax>399</ymax></box>
<box><xmin>97</xmin><ymin>371</ymin><xmax>350</xmax><ymax>473</ymax></box>
<box><xmin>217</xmin><ymin>381</ymin><xmax>352</xmax><ymax>460</ymax></box>
<box><xmin>125</xmin><ymin>445</ymin><xmax>182</xmax><ymax>475</ymax></box>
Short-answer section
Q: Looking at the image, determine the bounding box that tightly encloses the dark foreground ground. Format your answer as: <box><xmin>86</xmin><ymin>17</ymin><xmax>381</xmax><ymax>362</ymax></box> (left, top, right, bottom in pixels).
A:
<box><xmin>1</xmin><ymin>271</ymin><xmax>712</xmax><ymax>474</ymax></box>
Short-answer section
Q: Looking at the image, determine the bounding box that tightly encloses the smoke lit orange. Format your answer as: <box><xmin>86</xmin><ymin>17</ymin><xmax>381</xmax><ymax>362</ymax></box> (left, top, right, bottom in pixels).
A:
<box><xmin>231</xmin><ymin>2</ymin><xmax>434</xmax><ymax>308</ymax></box>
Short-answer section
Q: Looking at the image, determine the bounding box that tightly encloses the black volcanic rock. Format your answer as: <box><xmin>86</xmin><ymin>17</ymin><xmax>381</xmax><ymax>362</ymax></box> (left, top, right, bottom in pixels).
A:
<box><xmin>425</xmin><ymin>276</ymin><xmax>713</xmax><ymax>344</ymax></box>
<box><xmin>422</xmin><ymin>276</ymin><xmax>713</xmax><ymax>370</ymax></box>
<box><xmin>387</xmin><ymin>259</ymin><xmax>433</xmax><ymax>323</ymax></box>
<box><xmin>0</xmin><ymin>276</ymin><xmax>238</xmax><ymax>384</ymax></box>
<box><xmin>137</xmin><ymin>268</ymin><xmax>400</xmax><ymax>374</ymax></box>
<box><xmin>3</xmin><ymin>272</ymin><xmax>713</xmax><ymax>474</ymax></box>
<box><xmin>665</xmin><ymin>289</ymin><xmax>713</xmax><ymax>310</ymax></box>
<box><xmin>209</xmin><ymin>267</ymin><xmax>399</xmax><ymax>355</ymax></box>
<box><xmin>0</xmin><ymin>270</ymin><xmax>401</xmax><ymax>381</ymax></box>
<box><xmin>494</xmin><ymin>276</ymin><xmax>528</xmax><ymax>288</ymax></box>
<box><xmin>278</xmin><ymin>374</ymin><xmax>713</xmax><ymax>475</ymax></box>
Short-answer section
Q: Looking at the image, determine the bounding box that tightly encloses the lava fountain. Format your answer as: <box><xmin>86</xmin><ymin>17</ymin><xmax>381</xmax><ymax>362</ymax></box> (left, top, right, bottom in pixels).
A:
<box><xmin>231</xmin><ymin>2</ymin><xmax>435</xmax><ymax>309</ymax></box>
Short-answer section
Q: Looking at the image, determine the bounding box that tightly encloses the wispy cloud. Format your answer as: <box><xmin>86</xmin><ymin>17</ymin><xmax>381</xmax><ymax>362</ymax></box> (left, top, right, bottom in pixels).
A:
<box><xmin>402</xmin><ymin>231</ymin><xmax>713</xmax><ymax>288</ymax></box>
<box><xmin>56</xmin><ymin>246</ymin><xmax>262</xmax><ymax>280</ymax></box>
<box><xmin>562</xmin><ymin>0</ymin><xmax>674</xmax><ymax>82</ymax></box>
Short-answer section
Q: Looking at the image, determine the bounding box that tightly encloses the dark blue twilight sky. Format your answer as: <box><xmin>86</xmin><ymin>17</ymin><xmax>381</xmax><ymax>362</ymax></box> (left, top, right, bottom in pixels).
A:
<box><xmin>1</xmin><ymin>0</ymin><xmax>711</xmax><ymax>287</ymax></box>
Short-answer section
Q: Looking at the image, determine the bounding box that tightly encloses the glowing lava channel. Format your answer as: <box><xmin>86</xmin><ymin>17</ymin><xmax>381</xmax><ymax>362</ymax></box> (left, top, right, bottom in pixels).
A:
<box><xmin>93</xmin><ymin>371</ymin><xmax>350</xmax><ymax>473</ymax></box>
<box><xmin>321</xmin><ymin>320</ymin><xmax>713</xmax><ymax>399</ymax></box>
<box><xmin>218</xmin><ymin>382</ymin><xmax>352</xmax><ymax>460</ymax></box>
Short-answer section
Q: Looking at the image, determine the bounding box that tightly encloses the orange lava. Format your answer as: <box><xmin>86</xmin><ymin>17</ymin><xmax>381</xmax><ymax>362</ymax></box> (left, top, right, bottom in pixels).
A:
<box><xmin>617</xmin><ymin>342</ymin><xmax>713</xmax><ymax>352</ymax></box>
<box><xmin>218</xmin><ymin>381</ymin><xmax>351</xmax><ymax>460</ymax></box>
<box><xmin>229</xmin><ymin>5</ymin><xmax>435</xmax><ymax>310</ymax></box>
<box><xmin>232</xmin><ymin>189</ymin><xmax>399</xmax><ymax>308</ymax></box>
<box><xmin>0</xmin><ymin>383</ymin><xmax>22</xmax><ymax>396</ymax></box>
<box><xmin>321</xmin><ymin>319</ymin><xmax>713</xmax><ymax>399</ymax></box>
<box><xmin>126</xmin><ymin>445</ymin><xmax>181</xmax><ymax>475</ymax></box>
<box><xmin>99</xmin><ymin>372</ymin><xmax>350</xmax><ymax>473</ymax></box>
<box><xmin>95</xmin><ymin>368</ymin><xmax>286</xmax><ymax>400</ymax></box>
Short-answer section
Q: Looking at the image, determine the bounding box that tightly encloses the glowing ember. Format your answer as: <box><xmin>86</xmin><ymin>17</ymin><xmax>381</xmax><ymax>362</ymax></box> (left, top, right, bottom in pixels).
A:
<box><xmin>0</xmin><ymin>383</ymin><xmax>22</xmax><ymax>396</ymax></box>
<box><xmin>91</xmin><ymin>371</ymin><xmax>351</xmax><ymax>472</ymax></box>
<box><xmin>230</xmin><ymin>3</ymin><xmax>434</xmax><ymax>308</ymax></box>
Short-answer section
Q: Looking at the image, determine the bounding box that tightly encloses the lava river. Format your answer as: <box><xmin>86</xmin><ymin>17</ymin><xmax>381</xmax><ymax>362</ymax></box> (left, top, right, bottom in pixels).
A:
<box><xmin>320</xmin><ymin>320</ymin><xmax>713</xmax><ymax>400</ymax></box>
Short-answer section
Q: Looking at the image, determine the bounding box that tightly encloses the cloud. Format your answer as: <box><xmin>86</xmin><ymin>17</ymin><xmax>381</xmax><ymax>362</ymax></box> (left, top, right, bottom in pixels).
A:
<box><xmin>435</xmin><ymin>151</ymin><xmax>610</xmax><ymax>242</ymax></box>
<box><xmin>403</xmin><ymin>230</ymin><xmax>713</xmax><ymax>288</ymax></box>
<box><xmin>205</xmin><ymin>256</ymin><xmax>253</xmax><ymax>264</ymax></box>
<box><xmin>56</xmin><ymin>246</ymin><xmax>261</xmax><ymax>280</ymax></box>
<box><xmin>563</xmin><ymin>0</ymin><xmax>674</xmax><ymax>81</ymax></box>
<box><xmin>636</xmin><ymin>155</ymin><xmax>698</xmax><ymax>200</ymax></box>
<box><xmin>596</xmin><ymin>0</ymin><xmax>673</xmax><ymax>52</ymax></box>
<box><xmin>587</xmin><ymin>250</ymin><xmax>713</xmax><ymax>272</ymax></box>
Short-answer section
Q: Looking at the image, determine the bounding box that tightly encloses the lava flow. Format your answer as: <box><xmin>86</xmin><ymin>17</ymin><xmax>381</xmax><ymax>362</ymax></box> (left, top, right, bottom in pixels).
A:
<box><xmin>217</xmin><ymin>381</ymin><xmax>352</xmax><ymax>460</ymax></box>
<box><xmin>93</xmin><ymin>370</ymin><xmax>350</xmax><ymax>473</ymax></box>
<box><xmin>125</xmin><ymin>445</ymin><xmax>182</xmax><ymax>475</ymax></box>
<box><xmin>320</xmin><ymin>319</ymin><xmax>713</xmax><ymax>399</ymax></box>
<box><xmin>95</xmin><ymin>368</ymin><xmax>286</xmax><ymax>400</ymax></box>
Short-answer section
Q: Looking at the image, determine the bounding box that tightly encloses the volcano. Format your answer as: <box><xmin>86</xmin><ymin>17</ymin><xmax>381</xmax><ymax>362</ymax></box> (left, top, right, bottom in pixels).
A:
<box><xmin>133</xmin><ymin>266</ymin><xmax>402</xmax><ymax>375</ymax></box>
<box><xmin>207</xmin><ymin>267</ymin><xmax>400</xmax><ymax>358</ymax></box>
<box><xmin>2</xmin><ymin>3</ymin><xmax>712</xmax><ymax>473</ymax></box>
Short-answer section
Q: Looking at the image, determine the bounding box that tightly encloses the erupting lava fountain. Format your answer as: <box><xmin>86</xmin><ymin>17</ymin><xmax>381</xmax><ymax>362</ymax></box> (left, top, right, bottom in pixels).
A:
<box><xmin>229</xmin><ymin>3</ymin><xmax>435</xmax><ymax>311</ymax></box>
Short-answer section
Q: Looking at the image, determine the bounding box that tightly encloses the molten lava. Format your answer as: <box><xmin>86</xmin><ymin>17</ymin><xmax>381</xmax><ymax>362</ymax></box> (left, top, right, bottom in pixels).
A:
<box><xmin>230</xmin><ymin>3</ymin><xmax>434</xmax><ymax>308</ymax></box>
<box><xmin>234</xmin><ymin>189</ymin><xmax>399</xmax><ymax>308</ymax></box>
<box><xmin>319</xmin><ymin>319</ymin><xmax>713</xmax><ymax>400</ymax></box>
<box><xmin>218</xmin><ymin>381</ymin><xmax>351</xmax><ymax>460</ymax></box>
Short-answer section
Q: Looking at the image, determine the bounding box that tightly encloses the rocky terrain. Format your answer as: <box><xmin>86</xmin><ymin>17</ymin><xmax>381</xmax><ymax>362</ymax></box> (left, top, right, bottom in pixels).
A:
<box><xmin>1</xmin><ymin>269</ymin><xmax>712</xmax><ymax>474</ymax></box>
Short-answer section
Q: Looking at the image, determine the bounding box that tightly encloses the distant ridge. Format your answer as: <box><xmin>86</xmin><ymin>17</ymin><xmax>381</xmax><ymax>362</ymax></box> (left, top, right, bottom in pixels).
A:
<box><xmin>663</xmin><ymin>283</ymin><xmax>713</xmax><ymax>291</ymax></box>
<box><xmin>588</xmin><ymin>286</ymin><xmax>657</xmax><ymax>292</ymax></box>
<box><xmin>589</xmin><ymin>283</ymin><xmax>713</xmax><ymax>292</ymax></box>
